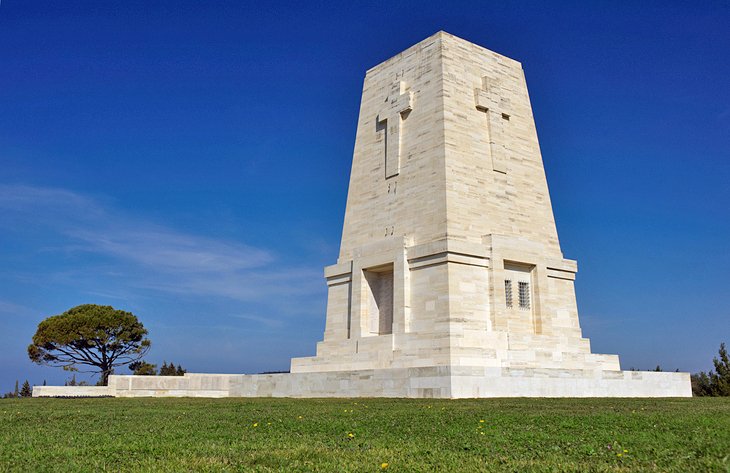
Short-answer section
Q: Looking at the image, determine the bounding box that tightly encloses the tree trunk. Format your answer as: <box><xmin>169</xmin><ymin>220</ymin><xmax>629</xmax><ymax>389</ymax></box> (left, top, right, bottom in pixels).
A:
<box><xmin>100</xmin><ymin>366</ymin><xmax>112</xmax><ymax>386</ymax></box>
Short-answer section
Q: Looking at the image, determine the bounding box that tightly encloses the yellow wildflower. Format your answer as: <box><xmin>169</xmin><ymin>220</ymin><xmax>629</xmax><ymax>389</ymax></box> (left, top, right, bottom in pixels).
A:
<box><xmin>252</xmin><ymin>423</ymin><xmax>258</xmax><ymax>427</ymax></box>
<box><xmin>381</xmin><ymin>462</ymin><xmax>389</xmax><ymax>470</ymax></box>
<box><xmin>479</xmin><ymin>419</ymin><xmax>485</xmax><ymax>423</ymax></box>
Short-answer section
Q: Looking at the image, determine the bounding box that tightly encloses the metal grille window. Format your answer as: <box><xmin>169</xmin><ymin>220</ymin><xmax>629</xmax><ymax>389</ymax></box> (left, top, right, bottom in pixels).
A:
<box><xmin>504</xmin><ymin>280</ymin><xmax>513</xmax><ymax>308</ymax></box>
<box><xmin>518</xmin><ymin>281</ymin><xmax>530</xmax><ymax>309</ymax></box>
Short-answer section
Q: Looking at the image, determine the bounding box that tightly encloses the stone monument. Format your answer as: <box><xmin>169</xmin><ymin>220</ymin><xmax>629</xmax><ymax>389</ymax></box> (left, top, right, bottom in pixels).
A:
<box><xmin>35</xmin><ymin>31</ymin><xmax>691</xmax><ymax>398</ymax></box>
<box><xmin>287</xmin><ymin>31</ymin><xmax>689</xmax><ymax>396</ymax></box>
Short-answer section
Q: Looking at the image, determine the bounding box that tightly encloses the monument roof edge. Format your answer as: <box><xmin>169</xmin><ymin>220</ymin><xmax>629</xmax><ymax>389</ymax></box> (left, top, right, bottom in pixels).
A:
<box><xmin>438</xmin><ymin>31</ymin><xmax>522</xmax><ymax>66</ymax></box>
<box><xmin>364</xmin><ymin>31</ymin><xmax>444</xmax><ymax>75</ymax></box>
<box><xmin>364</xmin><ymin>31</ymin><xmax>522</xmax><ymax>75</ymax></box>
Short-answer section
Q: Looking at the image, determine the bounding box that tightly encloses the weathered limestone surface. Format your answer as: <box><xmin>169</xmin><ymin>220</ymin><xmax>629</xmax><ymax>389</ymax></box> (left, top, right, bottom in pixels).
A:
<box><xmin>34</xmin><ymin>32</ymin><xmax>691</xmax><ymax>398</ymax></box>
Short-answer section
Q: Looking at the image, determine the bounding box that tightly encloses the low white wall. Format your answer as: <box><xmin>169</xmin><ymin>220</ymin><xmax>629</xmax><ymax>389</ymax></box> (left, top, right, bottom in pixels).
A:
<box><xmin>32</xmin><ymin>385</ymin><xmax>113</xmax><ymax>397</ymax></box>
<box><xmin>108</xmin><ymin>373</ymin><xmax>230</xmax><ymax>398</ymax></box>
<box><xmin>450</xmin><ymin>367</ymin><xmax>692</xmax><ymax>398</ymax></box>
<box><xmin>98</xmin><ymin>367</ymin><xmax>691</xmax><ymax>398</ymax></box>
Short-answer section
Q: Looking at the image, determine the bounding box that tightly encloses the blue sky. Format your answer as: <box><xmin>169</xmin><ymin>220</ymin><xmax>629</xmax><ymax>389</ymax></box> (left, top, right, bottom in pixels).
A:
<box><xmin>1</xmin><ymin>1</ymin><xmax>728</xmax><ymax>388</ymax></box>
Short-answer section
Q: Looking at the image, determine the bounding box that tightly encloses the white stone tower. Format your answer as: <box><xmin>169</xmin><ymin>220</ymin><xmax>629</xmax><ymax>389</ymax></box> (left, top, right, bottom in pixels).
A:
<box><xmin>289</xmin><ymin>31</ymin><xmax>690</xmax><ymax>397</ymax></box>
<box><xmin>291</xmin><ymin>31</ymin><xmax>613</xmax><ymax>373</ymax></box>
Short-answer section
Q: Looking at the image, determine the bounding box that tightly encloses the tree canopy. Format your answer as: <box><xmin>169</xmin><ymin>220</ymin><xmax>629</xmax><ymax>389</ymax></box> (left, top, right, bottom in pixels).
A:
<box><xmin>159</xmin><ymin>361</ymin><xmax>186</xmax><ymax>376</ymax></box>
<box><xmin>691</xmin><ymin>342</ymin><xmax>730</xmax><ymax>396</ymax></box>
<box><xmin>20</xmin><ymin>380</ymin><xmax>32</xmax><ymax>398</ymax></box>
<box><xmin>129</xmin><ymin>360</ymin><xmax>157</xmax><ymax>376</ymax></box>
<box><xmin>128</xmin><ymin>360</ymin><xmax>187</xmax><ymax>376</ymax></box>
<box><xmin>28</xmin><ymin>304</ymin><xmax>151</xmax><ymax>385</ymax></box>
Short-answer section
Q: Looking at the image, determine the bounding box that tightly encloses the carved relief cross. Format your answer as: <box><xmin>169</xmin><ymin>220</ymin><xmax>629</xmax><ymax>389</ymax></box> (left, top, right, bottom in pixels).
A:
<box><xmin>475</xmin><ymin>76</ymin><xmax>511</xmax><ymax>174</ymax></box>
<box><xmin>377</xmin><ymin>80</ymin><xmax>412</xmax><ymax>179</ymax></box>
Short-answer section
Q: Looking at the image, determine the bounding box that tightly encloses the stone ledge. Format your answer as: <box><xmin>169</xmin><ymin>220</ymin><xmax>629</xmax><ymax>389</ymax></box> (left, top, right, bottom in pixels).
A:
<box><xmin>35</xmin><ymin>368</ymin><xmax>690</xmax><ymax>399</ymax></box>
<box><xmin>32</xmin><ymin>385</ymin><xmax>113</xmax><ymax>397</ymax></box>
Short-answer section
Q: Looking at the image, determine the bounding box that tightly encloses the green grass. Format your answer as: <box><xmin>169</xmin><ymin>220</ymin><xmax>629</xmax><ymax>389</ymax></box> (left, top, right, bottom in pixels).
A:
<box><xmin>0</xmin><ymin>397</ymin><xmax>728</xmax><ymax>472</ymax></box>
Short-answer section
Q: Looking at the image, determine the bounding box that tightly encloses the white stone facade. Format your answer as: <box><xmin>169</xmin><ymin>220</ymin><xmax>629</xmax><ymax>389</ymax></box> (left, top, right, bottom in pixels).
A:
<box><xmin>287</xmin><ymin>31</ymin><xmax>690</xmax><ymax>396</ymax></box>
<box><xmin>35</xmin><ymin>32</ymin><xmax>691</xmax><ymax>398</ymax></box>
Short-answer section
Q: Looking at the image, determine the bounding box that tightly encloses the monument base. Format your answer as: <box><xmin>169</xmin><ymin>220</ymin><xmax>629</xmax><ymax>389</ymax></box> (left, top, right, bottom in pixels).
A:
<box><xmin>33</xmin><ymin>367</ymin><xmax>691</xmax><ymax>398</ymax></box>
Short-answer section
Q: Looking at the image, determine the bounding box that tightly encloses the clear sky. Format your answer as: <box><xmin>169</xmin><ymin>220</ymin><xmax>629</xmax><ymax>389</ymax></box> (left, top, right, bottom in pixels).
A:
<box><xmin>1</xmin><ymin>1</ymin><xmax>728</xmax><ymax>388</ymax></box>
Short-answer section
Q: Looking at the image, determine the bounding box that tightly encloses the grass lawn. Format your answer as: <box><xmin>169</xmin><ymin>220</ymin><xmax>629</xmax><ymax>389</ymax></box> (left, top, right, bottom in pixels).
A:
<box><xmin>0</xmin><ymin>397</ymin><xmax>728</xmax><ymax>472</ymax></box>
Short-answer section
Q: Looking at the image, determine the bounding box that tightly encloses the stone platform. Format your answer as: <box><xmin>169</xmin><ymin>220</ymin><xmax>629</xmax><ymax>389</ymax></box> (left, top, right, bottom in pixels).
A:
<box><xmin>33</xmin><ymin>368</ymin><xmax>690</xmax><ymax>398</ymax></box>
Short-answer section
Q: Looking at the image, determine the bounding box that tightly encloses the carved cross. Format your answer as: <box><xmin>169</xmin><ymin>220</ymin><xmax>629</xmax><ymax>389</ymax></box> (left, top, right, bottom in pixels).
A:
<box><xmin>377</xmin><ymin>80</ymin><xmax>412</xmax><ymax>179</ymax></box>
<box><xmin>475</xmin><ymin>76</ymin><xmax>511</xmax><ymax>174</ymax></box>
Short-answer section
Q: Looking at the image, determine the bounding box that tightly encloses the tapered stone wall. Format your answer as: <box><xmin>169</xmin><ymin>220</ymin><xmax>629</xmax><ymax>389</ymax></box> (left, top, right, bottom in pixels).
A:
<box><xmin>291</xmin><ymin>31</ymin><xmax>609</xmax><ymax>375</ymax></box>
